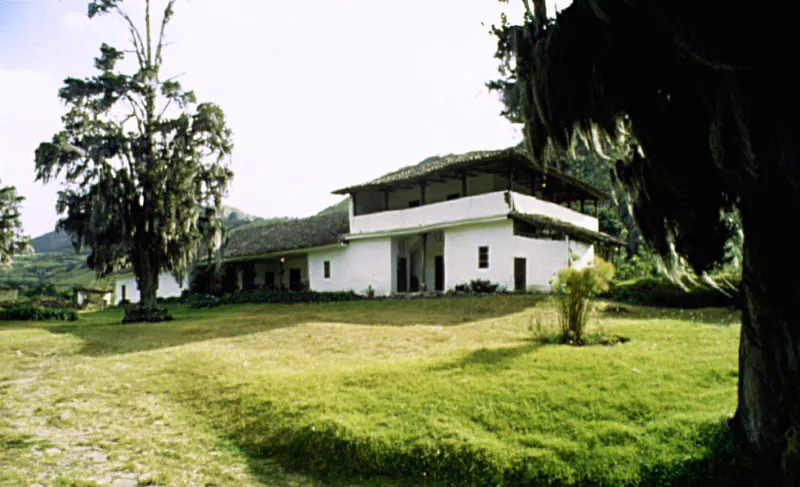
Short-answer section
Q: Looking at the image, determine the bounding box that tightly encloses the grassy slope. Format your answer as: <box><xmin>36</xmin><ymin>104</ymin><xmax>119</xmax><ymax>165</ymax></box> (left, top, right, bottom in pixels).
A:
<box><xmin>0</xmin><ymin>250</ymin><xmax>109</xmax><ymax>291</ymax></box>
<box><xmin>0</xmin><ymin>297</ymin><xmax>741</xmax><ymax>486</ymax></box>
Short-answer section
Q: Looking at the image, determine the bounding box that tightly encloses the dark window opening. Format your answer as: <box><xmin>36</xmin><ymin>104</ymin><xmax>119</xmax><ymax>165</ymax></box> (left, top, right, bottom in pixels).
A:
<box><xmin>408</xmin><ymin>200</ymin><xmax>421</xmax><ymax>208</ymax></box>
<box><xmin>478</xmin><ymin>246</ymin><xmax>489</xmax><ymax>269</ymax></box>
<box><xmin>324</xmin><ymin>261</ymin><xmax>331</xmax><ymax>279</ymax></box>
<box><xmin>265</xmin><ymin>271</ymin><xmax>275</xmax><ymax>289</ymax></box>
<box><xmin>446</xmin><ymin>193</ymin><xmax>460</xmax><ymax>201</ymax></box>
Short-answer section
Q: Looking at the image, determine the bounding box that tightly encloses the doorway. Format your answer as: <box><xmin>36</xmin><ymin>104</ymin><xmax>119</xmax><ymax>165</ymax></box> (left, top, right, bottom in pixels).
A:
<box><xmin>434</xmin><ymin>256</ymin><xmax>444</xmax><ymax>291</ymax></box>
<box><xmin>514</xmin><ymin>258</ymin><xmax>527</xmax><ymax>292</ymax></box>
<box><xmin>289</xmin><ymin>268</ymin><xmax>302</xmax><ymax>291</ymax></box>
<box><xmin>397</xmin><ymin>257</ymin><xmax>407</xmax><ymax>292</ymax></box>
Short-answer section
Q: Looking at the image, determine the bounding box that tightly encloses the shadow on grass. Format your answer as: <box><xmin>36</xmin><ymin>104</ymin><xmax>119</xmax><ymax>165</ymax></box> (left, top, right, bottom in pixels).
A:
<box><xmin>599</xmin><ymin>301</ymin><xmax>741</xmax><ymax>327</ymax></box>
<box><xmin>36</xmin><ymin>295</ymin><xmax>539</xmax><ymax>357</ymax></box>
<box><xmin>177</xmin><ymin>383</ymin><xmax>764</xmax><ymax>487</ymax></box>
<box><xmin>430</xmin><ymin>342</ymin><xmax>542</xmax><ymax>372</ymax></box>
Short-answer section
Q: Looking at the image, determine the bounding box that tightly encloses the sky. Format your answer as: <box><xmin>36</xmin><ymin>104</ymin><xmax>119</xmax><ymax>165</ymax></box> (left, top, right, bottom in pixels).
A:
<box><xmin>0</xmin><ymin>0</ymin><xmax>562</xmax><ymax>238</ymax></box>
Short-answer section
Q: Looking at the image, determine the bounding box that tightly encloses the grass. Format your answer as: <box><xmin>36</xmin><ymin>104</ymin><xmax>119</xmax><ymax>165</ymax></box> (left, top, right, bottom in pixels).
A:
<box><xmin>0</xmin><ymin>249</ymin><xmax>110</xmax><ymax>292</ymax></box>
<box><xmin>0</xmin><ymin>295</ymin><xmax>742</xmax><ymax>486</ymax></box>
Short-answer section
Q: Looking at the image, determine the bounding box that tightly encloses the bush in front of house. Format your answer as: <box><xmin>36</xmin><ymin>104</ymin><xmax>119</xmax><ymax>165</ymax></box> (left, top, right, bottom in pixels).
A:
<box><xmin>603</xmin><ymin>274</ymin><xmax>741</xmax><ymax>309</ymax></box>
<box><xmin>452</xmin><ymin>279</ymin><xmax>501</xmax><ymax>295</ymax></box>
<box><xmin>0</xmin><ymin>304</ymin><xmax>78</xmax><ymax>322</ymax></box>
<box><xmin>187</xmin><ymin>289</ymin><xmax>364</xmax><ymax>308</ymax></box>
<box><xmin>551</xmin><ymin>258</ymin><xmax>615</xmax><ymax>345</ymax></box>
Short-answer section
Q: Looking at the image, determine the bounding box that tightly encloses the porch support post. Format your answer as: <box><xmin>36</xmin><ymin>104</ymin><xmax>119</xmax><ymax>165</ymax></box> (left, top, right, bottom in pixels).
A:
<box><xmin>461</xmin><ymin>173</ymin><xmax>468</xmax><ymax>197</ymax></box>
<box><xmin>352</xmin><ymin>193</ymin><xmax>358</xmax><ymax>216</ymax></box>
<box><xmin>421</xmin><ymin>233</ymin><xmax>428</xmax><ymax>292</ymax></box>
<box><xmin>384</xmin><ymin>190</ymin><xmax>389</xmax><ymax>211</ymax></box>
<box><xmin>506</xmin><ymin>162</ymin><xmax>514</xmax><ymax>191</ymax></box>
<box><xmin>420</xmin><ymin>182</ymin><xmax>427</xmax><ymax>205</ymax></box>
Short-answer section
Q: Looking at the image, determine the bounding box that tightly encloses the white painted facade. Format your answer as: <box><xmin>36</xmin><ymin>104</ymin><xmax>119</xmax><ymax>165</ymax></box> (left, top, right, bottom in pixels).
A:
<box><xmin>114</xmin><ymin>273</ymin><xmax>188</xmax><ymax>304</ymax></box>
<box><xmin>211</xmin><ymin>150</ymin><xmax>612</xmax><ymax>297</ymax></box>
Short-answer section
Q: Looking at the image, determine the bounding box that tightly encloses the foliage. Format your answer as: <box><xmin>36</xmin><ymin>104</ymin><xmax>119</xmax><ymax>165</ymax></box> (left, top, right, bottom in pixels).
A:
<box><xmin>551</xmin><ymin>258</ymin><xmax>615</xmax><ymax>344</ymax></box>
<box><xmin>186</xmin><ymin>289</ymin><xmax>364</xmax><ymax>308</ymax></box>
<box><xmin>0</xmin><ymin>250</ymin><xmax>110</xmax><ymax>298</ymax></box>
<box><xmin>453</xmin><ymin>279</ymin><xmax>501</xmax><ymax>294</ymax></box>
<box><xmin>0</xmin><ymin>181</ymin><xmax>30</xmax><ymax>267</ymax></box>
<box><xmin>605</xmin><ymin>275</ymin><xmax>741</xmax><ymax>309</ymax></box>
<box><xmin>0</xmin><ymin>304</ymin><xmax>77</xmax><ymax>321</ymax></box>
<box><xmin>0</xmin><ymin>297</ymin><xmax>744</xmax><ymax>485</ymax></box>
<box><xmin>34</xmin><ymin>0</ymin><xmax>233</xmax><ymax>317</ymax></box>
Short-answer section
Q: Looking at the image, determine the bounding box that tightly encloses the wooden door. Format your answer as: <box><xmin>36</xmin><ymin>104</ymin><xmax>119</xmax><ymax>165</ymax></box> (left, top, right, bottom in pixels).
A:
<box><xmin>514</xmin><ymin>258</ymin><xmax>526</xmax><ymax>292</ymax></box>
<box><xmin>434</xmin><ymin>256</ymin><xmax>444</xmax><ymax>291</ymax></box>
<box><xmin>289</xmin><ymin>268</ymin><xmax>302</xmax><ymax>291</ymax></box>
<box><xmin>397</xmin><ymin>258</ymin><xmax>407</xmax><ymax>293</ymax></box>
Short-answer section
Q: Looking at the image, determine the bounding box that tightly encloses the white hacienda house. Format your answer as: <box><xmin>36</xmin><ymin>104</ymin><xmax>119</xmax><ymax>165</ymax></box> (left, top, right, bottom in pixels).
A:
<box><xmin>198</xmin><ymin>148</ymin><xmax>622</xmax><ymax>297</ymax></box>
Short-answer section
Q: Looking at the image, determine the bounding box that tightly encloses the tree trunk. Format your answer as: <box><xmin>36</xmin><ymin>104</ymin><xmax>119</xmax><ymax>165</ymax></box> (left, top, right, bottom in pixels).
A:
<box><xmin>123</xmin><ymin>253</ymin><xmax>172</xmax><ymax>323</ymax></box>
<box><xmin>733</xmin><ymin>155</ymin><xmax>800</xmax><ymax>482</ymax></box>
<box><xmin>137</xmin><ymin>260</ymin><xmax>159</xmax><ymax>312</ymax></box>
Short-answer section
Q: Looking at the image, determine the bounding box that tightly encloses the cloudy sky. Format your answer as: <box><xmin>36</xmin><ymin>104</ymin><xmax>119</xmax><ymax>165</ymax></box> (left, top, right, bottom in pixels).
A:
<box><xmin>0</xmin><ymin>0</ymin><xmax>562</xmax><ymax>237</ymax></box>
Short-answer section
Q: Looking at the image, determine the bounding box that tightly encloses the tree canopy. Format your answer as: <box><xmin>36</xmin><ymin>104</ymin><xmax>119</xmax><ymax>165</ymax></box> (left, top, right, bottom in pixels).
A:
<box><xmin>0</xmin><ymin>180</ymin><xmax>29</xmax><ymax>267</ymax></box>
<box><xmin>35</xmin><ymin>0</ymin><xmax>233</xmax><ymax>321</ymax></box>
<box><xmin>491</xmin><ymin>0</ymin><xmax>799</xmax><ymax>480</ymax></box>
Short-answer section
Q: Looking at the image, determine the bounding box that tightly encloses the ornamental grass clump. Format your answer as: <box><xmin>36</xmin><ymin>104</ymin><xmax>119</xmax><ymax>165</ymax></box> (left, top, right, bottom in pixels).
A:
<box><xmin>552</xmin><ymin>258</ymin><xmax>615</xmax><ymax>345</ymax></box>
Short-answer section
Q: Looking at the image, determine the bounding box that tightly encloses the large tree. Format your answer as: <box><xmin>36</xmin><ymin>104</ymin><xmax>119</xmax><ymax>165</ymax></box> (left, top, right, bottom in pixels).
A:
<box><xmin>35</xmin><ymin>0</ymin><xmax>233</xmax><ymax>322</ymax></box>
<box><xmin>492</xmin><ymin>0</ymin><xmax>798</xmax><ymax>480</ymax></box>
<box><xmin>0</xmin><ymin>180</ymin><xmax>28</xmax><ymax>267</ymax></box>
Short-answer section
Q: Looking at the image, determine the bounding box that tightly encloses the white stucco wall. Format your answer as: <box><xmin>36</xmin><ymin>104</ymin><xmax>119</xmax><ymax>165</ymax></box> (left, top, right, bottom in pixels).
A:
<box><xmin>510</xmin><ymin>192</ymin><xmax>598</xmax><ymax>231</ymax></box>
<box><xmin>114</xmin><ymin>273</ymin><xmax>188</xmax><ymax>304</ymax></box>
<box><xmin>445</xmin><ymin>220</ymin><xmax>516</xmax><ymax>291</ymax></box>
<box><xmin>351</xmin><ymin>191</ymin><xmax>510</xmax><ymax>235</ymax></box>
<box><xmin>444</xmin><ymin>220</ymin><xmax>595</xmax><ymax>292</ymax></box>
<box><xmin>308</xmin><ymin>239</ymin><xmax>393</xmax><ymax>295</ymax></box>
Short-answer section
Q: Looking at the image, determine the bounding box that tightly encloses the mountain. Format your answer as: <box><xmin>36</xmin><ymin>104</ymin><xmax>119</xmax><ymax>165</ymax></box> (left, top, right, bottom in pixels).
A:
<box><xmin>316</xmin><ymin>197</ymin><xmax>350</xmax><ymax>216</ymax></box>
<box><xmin>30</xmin><ymin>231</ymin><xmax>74</xmax><ymax>254</ymax></box>
<box><xmin>30</xmin><ymin>204</ymin><xmax>266</xmax><ymax>253</ymax></box>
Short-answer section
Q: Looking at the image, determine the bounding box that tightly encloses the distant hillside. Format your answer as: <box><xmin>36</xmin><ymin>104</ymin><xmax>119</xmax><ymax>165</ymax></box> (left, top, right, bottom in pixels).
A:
<box><xmin>316</xmin><ymin>197</ymin><xmax>350</xmax><ymax>216</ymax></box>
<box><xmin>30</xmin><ymin>230</ymin><xmax>73</xmax><ymax>254</ymax></box>
<box><xmin>30</xmin><ymin>204</ymin><xmax>266</xmax><ymax>253</ymax></box>
<box><xmin>0</xmin><ymin>249</ymin><xmax>108</xmax><ymax>291</ymax></box>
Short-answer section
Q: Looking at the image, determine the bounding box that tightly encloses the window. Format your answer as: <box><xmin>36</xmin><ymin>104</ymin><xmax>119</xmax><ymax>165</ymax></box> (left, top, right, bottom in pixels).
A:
<box><xmin>408</xmin><ymin>200</ymin><xmax>420</xmax><ymax>208</ymax></box>
<box><xmin>478</xmin><ymin>246</ymin><xmax>489</xmax><ymax>269</ymax></box>
<box><xmin>446</xmin><ymin>193</ymin><xmax>461</xmax><ymax>201</ymax></box>
<box><xmin>323</xmin><ymin>261</ymin><xmax>331</xmax><ymax>279</ymax></box>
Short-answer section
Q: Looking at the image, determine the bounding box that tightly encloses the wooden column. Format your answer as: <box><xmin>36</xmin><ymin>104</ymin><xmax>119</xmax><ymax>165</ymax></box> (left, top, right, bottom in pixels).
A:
<box><xmin>352</xmin><ymin>193</ymin><xmax>358</xmax><ymax>216</ymax></box>
<box><xmin>420</xmin><ymin>182</ymin><xmax>427</xmax><ymax>205</ymax></box>
<box><xmin>421</xmin><ymin>233</ymin><xmax>428</xmax><ymax>292</ymax></box>
<box><xmin>384</xmin><ymin>190</ymin><xmax>389</xmax><ymax>211</ymax></box>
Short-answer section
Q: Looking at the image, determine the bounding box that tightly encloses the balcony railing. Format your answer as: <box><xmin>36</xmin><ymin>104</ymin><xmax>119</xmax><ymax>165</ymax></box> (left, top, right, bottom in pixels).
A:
<box><xmin>349</xmin><ymin>191</ymin><xmax>598</xmax><ymax>236</ymax></box>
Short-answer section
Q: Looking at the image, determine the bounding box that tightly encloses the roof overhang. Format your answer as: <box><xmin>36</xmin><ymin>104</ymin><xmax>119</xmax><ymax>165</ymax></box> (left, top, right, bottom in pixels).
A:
<box><xmin>332</xmin><ymin>148</ymin><xmax>609</xmax><ymax>201</ymax></box>
<box><xmin>511</xmin><ymin>211</ymin><xmax>625</xmax><ymax>246</ymax></box>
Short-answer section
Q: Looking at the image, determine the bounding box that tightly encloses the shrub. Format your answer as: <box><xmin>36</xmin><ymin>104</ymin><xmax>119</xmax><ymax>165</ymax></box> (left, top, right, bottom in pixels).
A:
<box><xmin>453</xmin><ymin>283</ymin><xmax>470</xmax><ymax>293</ymax></box>
<box><xmin>187</xmin><ymin>289</ymin><xmax>364</xmax><ymax>309</ymax></box>
<box><xmin>0</xmin><ymin>305</ymin><xmax>78</xmax><ymax>322</ymax></box>
<box><xmin>469</xmin><ymin>279</ymin><xmax>499</xmax><ymax>294</ymax></box>
<box><xmin>604</xmin><ymin>275</ymin><xmax>741</xmax><ymax>309</ymax></box>
<box><xmin>551</xmin><ymin>258</ymin><xmax>615</xmax><ymax>345</ymax></box>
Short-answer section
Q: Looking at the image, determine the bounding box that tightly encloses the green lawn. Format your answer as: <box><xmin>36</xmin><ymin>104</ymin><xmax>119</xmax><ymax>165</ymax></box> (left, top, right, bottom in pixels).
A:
<box><xmin>0</xmin><ymin>296</ymin><xmax>742</xmax><ymax>486</ymax></box>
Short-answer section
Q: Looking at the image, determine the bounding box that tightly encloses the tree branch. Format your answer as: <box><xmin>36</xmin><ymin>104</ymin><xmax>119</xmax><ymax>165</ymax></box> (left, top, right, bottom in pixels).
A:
<box><xmin>155</xmin><ymin>0</ymin><xmax>177</xmax><ymax>69</ymax></box>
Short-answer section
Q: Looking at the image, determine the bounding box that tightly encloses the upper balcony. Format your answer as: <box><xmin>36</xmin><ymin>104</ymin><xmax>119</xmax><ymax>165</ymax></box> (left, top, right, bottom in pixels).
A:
<box><xmin>348</xmin><ymin>190</ymin><xmax>598</xmax><ymax>236</ymax></box>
